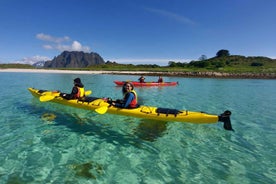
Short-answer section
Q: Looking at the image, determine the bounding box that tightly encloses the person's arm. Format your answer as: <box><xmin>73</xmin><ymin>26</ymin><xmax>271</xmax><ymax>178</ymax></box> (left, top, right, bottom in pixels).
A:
<box><xmin>122</xmin><ymin>93</ymin><xmax>134</xmax><ymax>108</ymax></box>
<box><xmin>65</xmin><ymin>86</ymin><xmax>78</xmax><ymax>99</ymax></box>
<box><xmin>113</xmin><ymin>93</ymin><xmax>134</xmax><ymax>108</ymax></box>
<box><xmin>71</xmin><ymin>86</ymin><xmax>78</xmax><ymax>95</ymax></box>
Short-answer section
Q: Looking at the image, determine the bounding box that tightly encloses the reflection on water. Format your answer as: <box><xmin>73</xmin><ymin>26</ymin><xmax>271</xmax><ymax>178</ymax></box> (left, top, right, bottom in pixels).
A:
<box><xmin>133</xmin><ymin>119</ymin><xmax>168</xmax><ymax>142</ymax></box>
<box><xmin>17</xmin><ymin>101</ymin><xmax>145</xmax><ymax>148</ymax></box>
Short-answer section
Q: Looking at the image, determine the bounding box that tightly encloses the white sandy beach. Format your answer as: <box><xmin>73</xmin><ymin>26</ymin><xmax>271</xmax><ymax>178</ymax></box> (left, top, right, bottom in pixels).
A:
<box><xmin>1</xmin><ymin>68</ymin><xmax>274</xmax><ymax>79</ymax></box>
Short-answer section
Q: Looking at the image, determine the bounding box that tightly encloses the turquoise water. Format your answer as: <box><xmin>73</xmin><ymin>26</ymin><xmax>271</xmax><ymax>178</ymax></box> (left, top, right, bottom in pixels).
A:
<box><xmin>0</xmin><ymin>72</ymin><xmax>275</xmax><ymax>184</ymax></box>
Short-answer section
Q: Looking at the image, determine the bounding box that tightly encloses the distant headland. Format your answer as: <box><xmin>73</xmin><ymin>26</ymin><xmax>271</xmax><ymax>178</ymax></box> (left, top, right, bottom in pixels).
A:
<box><xmin>1</xmin><ymin>50</ymin><xmax>275</xmax><ymax>79</ymax></box>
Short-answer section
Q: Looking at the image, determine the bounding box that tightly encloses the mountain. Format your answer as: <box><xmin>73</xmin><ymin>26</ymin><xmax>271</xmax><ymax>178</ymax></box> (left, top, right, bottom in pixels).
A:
<box><xmin>33</xmin><ymin>61</ymin><xmax>46</xmax><ymax>68</ymax></box>
<box><xmin>44</xmin><ymin>51</ymin><xmax>105</xmax><ymax>68</ymax></box>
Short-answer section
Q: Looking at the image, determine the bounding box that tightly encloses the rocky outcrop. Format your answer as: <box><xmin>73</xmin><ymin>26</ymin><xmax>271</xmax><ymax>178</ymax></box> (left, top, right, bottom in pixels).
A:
<box><xmin>44</xmin><ymin>51</ymin><xmax>105</xmax><ymax>68</ymax></box>
<box><xmin>164</xmin><ymin>72</ymin><xmax>276</xmax><ymax>79</ymax></box>
<box><xmin>107</xmin><ymin>71</ymin><xmax>276</xmax><ymax>79</ymax></box>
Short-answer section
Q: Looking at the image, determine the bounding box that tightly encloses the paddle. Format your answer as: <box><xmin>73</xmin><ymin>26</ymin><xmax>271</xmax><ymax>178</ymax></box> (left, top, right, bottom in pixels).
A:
<box><xmin>85</xmin><ymin>90</ymin><xmax>92</xmax><ymax>96</ymax></box>
<box><xmin>39</xmin><ymin>90</ymin><xmax>92</xmax><ymax>102</ymax></box>
<box><xmin>95</xmin><ymin>106</ymin><xmax>109</xmax><ymax>114</ymax></box>
<box><xmin>40</xmin><ymin>95</ymin><xmax>56</xmax><ymax>102</ymax></box>
<box><xmin>91</xmin><ymin>98</ymin><xmax>113</xmax><ymax>114</ymax></box>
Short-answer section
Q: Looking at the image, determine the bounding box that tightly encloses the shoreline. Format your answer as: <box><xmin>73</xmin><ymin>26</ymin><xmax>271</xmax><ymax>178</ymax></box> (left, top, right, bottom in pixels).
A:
<box><xmin>1</xmin><ymin>68</ymin><xmax>275</xmax><ymax>79</ymax></box>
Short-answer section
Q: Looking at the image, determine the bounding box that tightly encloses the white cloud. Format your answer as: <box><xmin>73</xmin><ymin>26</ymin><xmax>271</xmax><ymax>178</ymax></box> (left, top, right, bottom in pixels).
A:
<box><xmin>36</xmin><ymin>33</ymin><xmax>91</xmax><ymax>52</ymax></box>
<box><xmin>43</xmin><ymin>44</ymin><xmax>53</xmax><ymax>50</ymax></box>
<box><xmin>36</xmin><ymin>33</ymin><xmax>70</xmax><ymax>43</ymax></box>
<box><xmin>72</xmin><ymin>41</ymin><xmax>82</xmax><ymax>50</ymax></box>
<box><xmin>71</xmin><ymin>41</ymin><xmax>90</xmax><ymax>52</ymax></box>
<box><xmin>56</xmin><ymin>44</ymin><xmax>71</xmax><ymax>51</ymax></box>
<box><xmin>13</xmin><ymin>55</ymin><xmax>51</xmax><ymax>65</ymax></box>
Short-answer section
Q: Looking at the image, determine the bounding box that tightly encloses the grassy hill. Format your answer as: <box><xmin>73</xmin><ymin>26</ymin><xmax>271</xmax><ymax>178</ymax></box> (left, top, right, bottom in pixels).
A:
<box><xmin>87</xmin><ymin>55</ymin><xmax>276</xmax><ymax>73</ymax></box>
<box><xmin>185</xmin><ymin>55</ymin><xmax>276</xmax><ymax>73</ymax></box>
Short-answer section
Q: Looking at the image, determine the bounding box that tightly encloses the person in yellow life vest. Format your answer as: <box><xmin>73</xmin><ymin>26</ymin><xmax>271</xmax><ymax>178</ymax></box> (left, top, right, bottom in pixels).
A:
<box><xmin>60</xmin><ymin>78</ymin><xmax>85</xmax><ymax>100</ymax></box>
<box><xmin>111</xmin><ymin>82</ymin><xmax>138</xmax><ymax>108</ymax></box>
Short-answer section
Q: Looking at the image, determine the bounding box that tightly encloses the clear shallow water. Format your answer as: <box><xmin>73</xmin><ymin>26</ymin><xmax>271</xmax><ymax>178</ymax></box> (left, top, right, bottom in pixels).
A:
<box><xmin>0</xmin><ymin>72</ymin><xmax>275</xmax><ymax>184</ymax></box>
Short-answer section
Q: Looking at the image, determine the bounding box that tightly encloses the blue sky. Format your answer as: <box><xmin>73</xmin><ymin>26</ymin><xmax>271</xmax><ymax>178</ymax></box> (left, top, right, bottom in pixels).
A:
<box><xmin>1</xmin><ymin>0</ymin><xmax>275</xmax><ymax>66</ymax></box>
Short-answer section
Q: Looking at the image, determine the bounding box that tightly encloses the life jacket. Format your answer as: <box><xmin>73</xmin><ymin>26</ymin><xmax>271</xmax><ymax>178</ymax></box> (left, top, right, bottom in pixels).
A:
<box><xmin>124</xmin><ymin>90</ymin><xmax>138</xmax><ymax>108</ymax></box>
<box><xmin>74</xmin><ymin>87</ymin><xmax>85</xmax><ymax>99</ymax></box>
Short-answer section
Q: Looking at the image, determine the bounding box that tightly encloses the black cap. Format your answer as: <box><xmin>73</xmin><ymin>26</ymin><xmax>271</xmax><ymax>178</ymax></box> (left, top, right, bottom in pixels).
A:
<box><xmin>74</xmin><ymin>78</ymin><xmax>81</xmax><ymax>83</ymax></box>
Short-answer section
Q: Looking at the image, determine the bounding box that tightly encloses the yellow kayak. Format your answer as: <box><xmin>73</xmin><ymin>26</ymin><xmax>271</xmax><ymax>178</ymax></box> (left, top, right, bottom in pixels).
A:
<box><xmin>28</xmin><ymin>87</ymin><xmax>233</xmax><ymax>130</ymax></box>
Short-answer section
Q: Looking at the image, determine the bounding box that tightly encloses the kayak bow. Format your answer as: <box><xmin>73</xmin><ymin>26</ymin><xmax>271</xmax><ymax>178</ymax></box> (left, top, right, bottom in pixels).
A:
<box><xmin>28</xmin><ymin>87</ymin><xmax>233</xmax><ymax>131</ymax></box>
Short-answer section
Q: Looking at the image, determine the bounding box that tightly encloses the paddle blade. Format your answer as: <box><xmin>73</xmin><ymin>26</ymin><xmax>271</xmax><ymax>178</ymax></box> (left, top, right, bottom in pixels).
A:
<box><xmin>39</xmin><ymin>95</ymin><xmax>55</xmax><ymax>102</ymax></box>
<box><xmin>85</xmin><ymin>90</ymin><xmax>92</xmax><ymax>96</ymax></box>
<box><xmin>95</xmin><ymin>106</ymin><xmax>108</xmax><ymax>114</ymax></box>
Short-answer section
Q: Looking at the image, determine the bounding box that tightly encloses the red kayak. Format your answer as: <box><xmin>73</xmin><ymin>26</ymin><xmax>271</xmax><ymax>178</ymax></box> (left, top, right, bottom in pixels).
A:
<box><xmin>114</xmin><ymin>80</ymin><xmax>178</xmax><ymax>86</ymax></box>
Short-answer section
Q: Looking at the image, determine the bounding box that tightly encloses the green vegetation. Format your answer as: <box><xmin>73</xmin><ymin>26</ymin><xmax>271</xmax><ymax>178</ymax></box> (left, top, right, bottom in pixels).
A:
<box><xmin>1</xmin><ymin>50</ymin><xmax>276</xmax><ymax>74</ymax></box>
<box><xmin>178</xmin><ymin>55</ymin><xmax>276</xmax><ymax>73</ymax></box>
<box><xmin>87</xmin><ymin>54</ymin><xmax>276</xmax><ymax>74</ymax></box>
<box><xmin>0</xmin><ymin>63</ymin><xmax>35</xmax><ymax>69</ymax></box>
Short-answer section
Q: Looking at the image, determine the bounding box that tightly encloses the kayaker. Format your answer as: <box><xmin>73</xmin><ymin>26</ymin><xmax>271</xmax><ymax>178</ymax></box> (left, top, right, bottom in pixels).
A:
<box><xmin>111</xmin><ymin>82</ymin><xmax>138</xmax><ymax>108</ymax></box>
<box><xmin>138</xmin><ymin>76</ymin><xmax>145</xmax><ymax>83</ymax></box>
<box><xmin>60</xmin><ymin>78</ymin><xmax>85</xmax><ymax>100</ymax></box>
<box><xmin>158</xmin><ymin>76</ymin><xmax>163</xmax><ymax>83</ymax></box>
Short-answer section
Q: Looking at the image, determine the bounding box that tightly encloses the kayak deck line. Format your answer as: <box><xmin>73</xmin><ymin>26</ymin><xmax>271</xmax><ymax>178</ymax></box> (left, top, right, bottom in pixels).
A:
<box><xmin>114</xmin><ymin>80</ymin><xmax>179</xmax><ymax>87</ymax></box>
<box><xmin>28</xmin><ymin>87</ymin><xmax>233</xmax><ymax>131</ymax></box>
